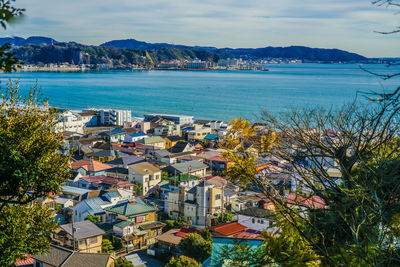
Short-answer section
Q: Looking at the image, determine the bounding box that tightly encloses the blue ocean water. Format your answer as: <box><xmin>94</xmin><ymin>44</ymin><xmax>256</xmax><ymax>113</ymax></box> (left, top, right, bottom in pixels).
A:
<box><xmin>0</xmin><ymin>64</ymin><xmax>398</xmax><ymax>121</ymax></box>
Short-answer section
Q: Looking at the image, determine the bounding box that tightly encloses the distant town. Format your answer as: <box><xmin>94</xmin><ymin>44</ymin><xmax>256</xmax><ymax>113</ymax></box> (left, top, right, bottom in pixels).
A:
<box><xmin>19</xmin><ymin>57</ymin><xmax>301</xmax><ymax>72</ymax></box>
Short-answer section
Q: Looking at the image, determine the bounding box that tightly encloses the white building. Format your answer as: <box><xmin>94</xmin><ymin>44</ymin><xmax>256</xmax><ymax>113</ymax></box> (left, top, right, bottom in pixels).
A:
<box><xmin>55</xmin><ymin>111</ymin><xmax>86</xmax><ymax>134</ymax></box>
<box><xmin>144</xmin><ymin>113</ymin><xmax>194</xmax><ymax>125</ymax></box>
<box><xmin>83</xmin><ymin>108</ymin><xmax>132</xmax><ymax>126</ymax></box>
<box><xmin>237</xmin><ymin>207</ymin><xmax>276</xmax><ymax>232</ymax></box>
<box><xmin>129</xmin><ymin>162</ymin><xmax>162</xmax><ymax>195</ymax></box>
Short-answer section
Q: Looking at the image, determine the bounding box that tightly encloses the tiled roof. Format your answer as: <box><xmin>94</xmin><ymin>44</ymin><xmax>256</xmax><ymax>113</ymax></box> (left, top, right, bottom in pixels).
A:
<box><xmin>104</xmin><ymin>201</ymin><xmax>155</xmax><ymax>216</ymax></box>
<box><xmin>239</xmin><ymin>207</ymin><xmax>273</xmax><ymax>218</ymax></box>
<box><xmin>82</xmin><ymin>197</ymin><xmax>110</xmax><ymax>214</ymax></box>
<box><xmin>175</xmin><ymin>228</ymin><xmax>200</xmax><ymax>238</ymax></box>
<box><xmin>129</xmin><ymin>162</ymin><xmax>160</xmax><ymax>175</ymax></box>
<box><xmin>164</xmin><ymin>135</ymin><xmax>185</xmax><ymax>142</ymax></box>
<box><xmin>14</xmin><ymin>255</ymin><xmax>35</xmax><ymax>266</ymax></box>
<box><xmin>60</xmin><ymin>220</ymin><xmax>105</xmax><ymax>240</ymax></box>
<box><xmin>113</xmin><ymin>220</ymin><xmax>131</xmax><ymax>229</ymax></box>
<box><xmin>61</xmin><ymin>185</ymin><xmax>92</xmax><ymax>195</ymax></box>
<box><xmin>206</xmin><ymin>176</ymin><xmax>228</xmax><ymax>187</ymax></box>
<box><xmin>137</xmin><ymin>136</ymin><xmax>165</xmax><ymax>144</ymax></box>
<box><xmin>168</xmin><ymin>141</ymin><xmax>190</xmax><ymax>153</ymax></box>
<box><xmin>70</xmin><ymin>159</ymin><xmax>112</xmax><ymax>172</ymax></box>
<box><xmin>33</xmin><ymin>245</ymin><xmax>111</xmax><ymax>267</ymax></box>
<box><xmin>210</xmin><ymin>222</ymin><xmax>247</xmax><ymax>236</ymax></box>
<box><xmin>286</xmin><ymin>193</ymin><xmax>326</xmax><ymax>209</ymax></box>
<box><xmin>156</xmin><ymin>229</ymin><xmax>182</xmax><ymax>246</ymax></box>
<box><xmin>169</xmin><ymin>160</ymin><xmax>208</xmax><ymax>173</ymax></box>
<box><xmin>139</xmin><ymin>221</ymin><xmax>166</xmax><ymax>230</ymax></box>
<box><xmin>105</xmin><ymin>155</ymin><xmax>145</xmax><ymax>166</ymax></box>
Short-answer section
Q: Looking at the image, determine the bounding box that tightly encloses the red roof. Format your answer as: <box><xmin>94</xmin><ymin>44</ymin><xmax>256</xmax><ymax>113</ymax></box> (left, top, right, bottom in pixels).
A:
<box><xmin>69</xmin><ymin>159</ymin><xmax>111</xmax><ymax>172</ymax></box>
<box><xmin>14</xmin><ymin>255</ymin><xmax>34</xmax><ymax>266</ymax></box>
<box><xmin>209</xmin><ymin>222</ymin><xmax>247</xmax><ymax>236</ymax></box>
<box><xmin>256</xmin><ymin>164</ymin><xmax>271</xmax><ymax>172</ymax></box>
<box><xmin>81</xmin><ymin>175</ymin><xmax>134</xmax><ymax>188</ymax></box>
<box><xmin>286</xmin><ymin>194</ymin><xmax>325</xmax><ymax>209</ymax></box>
<box><xmin>209</xmin><ymin>156</ymin><xmax>228</xmax><ymax>162</ymax></box>
<box><xmin>176</xmin><ymin>228</ymin><xmax>200</xmax><ymax>238</ymax></box>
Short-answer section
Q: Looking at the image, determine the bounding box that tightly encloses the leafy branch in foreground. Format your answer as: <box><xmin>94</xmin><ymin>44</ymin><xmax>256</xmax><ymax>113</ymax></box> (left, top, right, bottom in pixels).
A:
<box><xmin>0</xmin><ymin>80</ymin><xmax>70</xmax><ymax>265</ymax></box>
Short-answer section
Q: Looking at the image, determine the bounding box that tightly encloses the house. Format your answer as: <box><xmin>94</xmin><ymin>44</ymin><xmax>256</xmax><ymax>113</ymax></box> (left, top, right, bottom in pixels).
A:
<box><xmin>72</xmin><ymin>190</ymin><xmax>123</xmax><ymax>222</ymax></box>
<box><xmin>163</xmin><ymin>135</ymin><xmax>185</xmax><ymax>149</ymax></box>
<box><xmin>136</xmin><ymin>136</ymin><xmax>166</xmax><ymax>149</ymax></box>
<box><xmin>77</xmin><ymin>175</ymin><xmax>135</xmax><ymax>192</ymax></box>
<box><xmin>124</xmin><ymin>132</ymin><xmax>147</xmax><ymax>143</ymax></box>
<box><xmin>69</xmin><ymin>159</ymin><xmax>112</xmax><ymax>176</ymax></box>
<box><xmin>12</xmin><ymin>255</ymin><xmax>35</xmax><ymax>267</ymax></box>
<box><xmin>105</xmin><ymin>155</ymin><xmax>146</xmax><ymax>167</ymax></box>
<box><xmin>162</xmin><ymin>160</ymin><xmax>208</xmax><ymax>178</ymax></box>
<box><xmin>230</xmin><ymin>193</ymin><xmax>263</xmax><ymax>212</ymax></box>
<box><xmin>61</xmin><ymin>185</ymin><xmax>93</xmax><ymax>202</ymax></box>
<box><xmin>153</xmin><ymin>122</ymin><xmax>181</xmax><ymax>136</ymax></box>
<box><xmin>238</xmin><ymin>207</ymin><xmax>275</xmax><ymax>232</ymax></box>
<box><xmin>54</xmin><ymin>110</ymin><xmax>86</xmax><ymax>134</ymax></box>
<box><xmin>159</xmin><ymin>174</ymin><xmax>202</xmax><ymax>200</ymax></box>
<box><xmin>52</xmin><ymin>220</ymin><xmax>105</xmax><ymax>253</ymax></box>
<box><xmin>166</xmin><ymin>180</ymin><xmax>224</xmax><ymax>226</ymax></box>
<box><xmin>98</xmin><ymin>128</ymin><xmax>126</xmax><ymax>143</ymax></box>
<box><xmin>168</xmin><ymin>141</ymin><xmax>193</xmax><ymax>153</ymax></box>
<box><xmin>129</xmin><ymin>162</ymin><xmax>161</xmax><ymax>195</ymax></box>
<box><xmin>105</xmin><ymin>200</ymin><xmax>164</xmax><ymax>250</ymax></box>
<box><xmin>206</xmin><ymin>156</ymin><xmax>231</xmax><ymax>174</ymax></box>
<box><xmin>32</xmin><ymin>245</ymin><xmax>114</xmax><ymax>267</ymax></box>
<box><xmin>55</xmin><ymin>196</ymin><xmax>74</xmax><ymax>209</ymax></box>
<box><xmin>209</xmin><ymin>222</ymin><xmax>248</xmax><ymax>237</ymax></box>
<box><xmin>184</xmin><ymin>124</ymin><xmax>212</xmax><ymax>141</ymax></box>
<box><xmin>156</xmin><ymin>228</ymin><xmax>199</xmax><ymax>250</ymax></box>
<box><xmin>91</xmin><ymin>148</ymin><xmax>128</xmax><ymax>162</ymax></box>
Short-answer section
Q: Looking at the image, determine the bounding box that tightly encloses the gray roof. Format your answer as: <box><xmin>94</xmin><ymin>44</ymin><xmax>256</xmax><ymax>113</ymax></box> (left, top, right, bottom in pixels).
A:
<box><xmin>33</xmin><ymin>245</ymin><xmax>111</xmax><ymax>267</ymax></box>
<box><xmin>155</xmin><ymin>149</ymin><xmax>171</xmax><ymax>158</ymax></box>
<box><xmin>105</xmin><ymin>155</ymin><xmax>145</xmax><ymax>166</ymax></box>
<box><xmin>63</xmin><ymin>252</ymin><xmax>111</xmax><ymax>267</ymax></box>
<box><xmin>60</xmin><ymin>220</ymin><xmax>105</xmax><ymax>240</ymax></box>
<box><xmin>239</xmin><ymin>207</ymin><xmax>273</xmax><ymax>218</ymax></box>
<box><xmin>170</xmin><ymin>160</ymin><xmax>208</xmax><ymax>173</ymax></box>
<box><xmin>33</xmin><ymin>245</ymin><xmax>72</xmax><ymax>266</ymax></box>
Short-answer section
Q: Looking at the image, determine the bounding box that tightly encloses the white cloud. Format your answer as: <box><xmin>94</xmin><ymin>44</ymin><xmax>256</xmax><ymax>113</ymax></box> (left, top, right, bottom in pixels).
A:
<box><xmin>3</xmin><ymin>0</ymin><xmax>400</xmax><ymax>57</ymax></box>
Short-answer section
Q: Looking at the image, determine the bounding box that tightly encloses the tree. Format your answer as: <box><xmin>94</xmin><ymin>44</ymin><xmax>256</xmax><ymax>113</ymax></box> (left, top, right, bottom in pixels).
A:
<box><xmin>0</xmin><ymin>0</ymin><xmax>24</xmax><ymax>72</ymax></box>
<box><xmin>165</xmin><ymin>215</ymin><xmax>188</xmax><ymax>231</ymax></box>
<box><xmin>166</xmin><ymin>255</ymin><xmax>201</xmax><ymax>267</ymax></box>
<box><xmin>85</xmin><ymin>214</ymin><xmax>101</xmax><ymax>225</ymax></box>
<box><xmin>214</xmin><ymin>211</ymin><xmax>234</xmax><ymax>224</ymax></box>
<box><xmin>201</xmin><ymin>229</ymin><xmax>212</xmax><ymax>242</ymax></box>
<box><xmin>0</xmin><ymin>81</ymin><xmax>70</xmax><ymax>265</ymax></box>
<box><xmin>115</xmin><ymin>257</ymin><xmax>133</xmax><ymax>267</ymax></box>
<box><xmin>161</xmin><ymin>171</ymin><xmax>169</xmax><ymax>181</ymax></box>
<box><xmin>135</xmin><ymin>183</ymin><xmax>143</xmax><ymax>195</ymax></box>
<box><xmin>179</xmin><ymin>233</ymin><xmax>212</xmax><ymax>263</ymax></box>
<box><xmin>102</xmin><ymin>239</ymin><xmax>114</xmax><ymax>253</ymax></box>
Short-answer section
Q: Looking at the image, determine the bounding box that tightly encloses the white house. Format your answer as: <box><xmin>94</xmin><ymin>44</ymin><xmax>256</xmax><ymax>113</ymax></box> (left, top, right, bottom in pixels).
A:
<box><xmin>129</xmin><ymin>162</ymin><xmax>162</xmax><ymax>195</ymax></box>
<box><xmin>237</xmin><ymin>207</ymin><xmax>276</xmax><ymax>232</ymax></box>
<box><xmin>124</xmin><ymin>132</ymin><xmax>147</xmax><ymax>143</ymax></box>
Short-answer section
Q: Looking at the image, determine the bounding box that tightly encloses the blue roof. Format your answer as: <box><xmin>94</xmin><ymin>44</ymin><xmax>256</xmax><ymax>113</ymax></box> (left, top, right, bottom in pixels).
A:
<box><xmin>204</xmin><ymin>134</ymin><xmax>219</xmax><ymax>140</ymax></box>
<box><xmin>83</xmin><ymin>197</ymin><xmax>110</xmax><ymax>214</ymax></box>
<box><xmin>128</xmin><ymin>132</ymin><xmax>146</xmax><ymax>138</ymax></box>
<box><xmin>104</xmin><ymin>191</ymin><xmax>119</xmax><ymax>198</ymax></box>
<box><xmin>61</xmin><ymin>185</ymin><xmax>92</xmax><ymax>195</ymax></box>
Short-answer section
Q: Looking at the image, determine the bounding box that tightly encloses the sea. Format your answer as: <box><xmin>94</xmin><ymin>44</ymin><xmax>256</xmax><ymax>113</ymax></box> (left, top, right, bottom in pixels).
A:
<box><xmin>0</xmin><ymin>63</ymin><xmax>399</xmax><ymax>121</ymax></box>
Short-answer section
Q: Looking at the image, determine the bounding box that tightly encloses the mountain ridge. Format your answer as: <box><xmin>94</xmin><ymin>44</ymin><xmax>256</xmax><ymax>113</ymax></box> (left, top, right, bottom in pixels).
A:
<box><xmin>1</xmin><ymin>36</ymin><xmax>369</xmax><ymax>63</ymax></box>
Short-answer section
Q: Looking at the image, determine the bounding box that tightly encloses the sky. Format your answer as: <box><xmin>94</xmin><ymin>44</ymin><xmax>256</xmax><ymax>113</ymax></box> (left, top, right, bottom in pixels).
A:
<box><xmin>3</xmin><ymin>0</ymin><xmax>400</xmax><ymax>57</ymax></box>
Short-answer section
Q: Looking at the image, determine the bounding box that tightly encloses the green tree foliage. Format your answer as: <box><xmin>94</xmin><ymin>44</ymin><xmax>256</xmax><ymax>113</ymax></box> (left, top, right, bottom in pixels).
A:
<box><xmin>115</xmin><ymin>257</ymin><xmax>134</xmax><ymax>267</ymax></box>
<box><xmin>0</xmin><ymin>0</ymin><xmax>24</xmax><ymax>72</ymax></box>
<box><xmin>0</xmin><ymin>81</ymin><xmax>70</xmax><ymax>265</ymax></box>
<box><xmin>135</xmin><ymin>183</ymin><xmax>143</xmax><ymax>196</ymax></box>
<box><xmin>165</xmin><ymin>215</ymin><xmax>188</xmax><ymax>231</ymax></box>
<box><xmin>101</xmin><ymin>238</ymin><xmax>114</xmax><ymax>253</ymax></box>
<box><xmin>166</xmin><ymin>255</ymin><xmax>201</xmax><ymax>267</ymax></box>
<box><xmin>214</xmin><ymin>211</ymin><xmax>234</xmax><ymax>224</ymax></box>
<box><xmin>161</xmin><ymin>171</ymin><xmax>169</xmax><ymax>180</ymax></box>
<box><xmin>179</xmin><ymin>233</ymin><xmax>212</xmax><ymax>263</ymax></box>
<box><xmin>201</xmin><ymin>229</ymin><xmax>213</xmax><ymax>242</ymax></box>
<box><xmin>85</xmin><ymin>214</ymin><xmax>101</xmax><ymax>225</ymax></box>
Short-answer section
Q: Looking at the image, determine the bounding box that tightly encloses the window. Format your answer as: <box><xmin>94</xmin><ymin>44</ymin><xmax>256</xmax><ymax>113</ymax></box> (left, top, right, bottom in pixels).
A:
<box><xmin>252</xmin><ymin>218</ymin><xmax>255</xmax><ymax>224</ymax></box>
<box><xmin>79</xmin><ymin>239</ymin><xmax>86</xmax><ymax>246</ymax></box>
<box><xmin>257</xmin><ymin>219</ymin><xmax>260</xmax><ymax>223</ymax></box>
<box><xmin>90</xmin><ymin>236</ymin><xmax>98</xmax><ymax>244</ymax></box>
<box><xmin>261</xmin><ymin>220</ymin><xmax>264</xmax><ymax>224</ymax></box>
<box><xmin>215</xmin><ymin>194</ymin><xmax>221</xmax><ymax>200</ymax></box>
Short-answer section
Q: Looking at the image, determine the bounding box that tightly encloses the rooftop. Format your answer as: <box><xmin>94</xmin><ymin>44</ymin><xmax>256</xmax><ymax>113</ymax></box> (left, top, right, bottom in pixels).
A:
<box><xmin>136</xmin><ymin>136</ymin><xmax>165</xmax><ymax>145</ymax></box>
<box><xmin>168</xmin><ymin>173</ymin><xmax>200</xmax><ymax>182</ymax></box>
<box><xmin>209</xmin><ymin>222</ymin><xmax>248</xmax><ymax>236</ymax></box>
<box><xmin>104</xmin><ymin>201</ymin><xmax>155</xmax><ymax>216</ymax></box>
<box><xmin>105</xmin><ymin>155</ymin><xmax>145</xmax><ymax>166</ymax></box>
<box><xmin>60</xmin><ymin>220</ymin><xmax>105</xmax><ymax>240</ymax></box>
<box><xmin>69</xmin><ymin>159</ymin><xmax>112</xmax><ymax>172</ymax></box>
<box><xmin>129</xmin><ymin>162</ymin><xmax>160</xmax><ymax>175</ymax></box>
<box><xmin>169</xmin><ymin>160</ymin><xmax>208</xmax><ymax>173</ymax></box>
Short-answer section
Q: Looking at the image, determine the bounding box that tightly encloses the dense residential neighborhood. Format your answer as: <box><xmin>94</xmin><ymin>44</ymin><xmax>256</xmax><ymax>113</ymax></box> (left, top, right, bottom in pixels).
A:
<box><xmin>9</xmin><ymin>108</ymin><xmax>339</xmax><ymax>267</ymax></box>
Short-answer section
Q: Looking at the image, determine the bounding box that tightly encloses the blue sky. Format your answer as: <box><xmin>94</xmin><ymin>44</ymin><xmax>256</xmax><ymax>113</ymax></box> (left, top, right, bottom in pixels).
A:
<box><xmin>3</xmin><ymin>0</ymin><xmax>400</xmax><ymax>57</ymax></box>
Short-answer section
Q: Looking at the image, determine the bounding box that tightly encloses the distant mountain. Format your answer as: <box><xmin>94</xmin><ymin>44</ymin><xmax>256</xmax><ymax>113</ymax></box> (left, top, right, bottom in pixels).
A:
<box><xmin>3</xmin><ymin>36</ymin><xmax>369</xmax><ymax>64</ymax></box>
<box><xmin>101</xmin><ymin>38</ymin><xmax>367</xmax><ymax>62</ymax></box>
<box><xmin>0</xmin><ymin>36</ymin><xmax>57</xmax><ymax>47</ymax></box>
